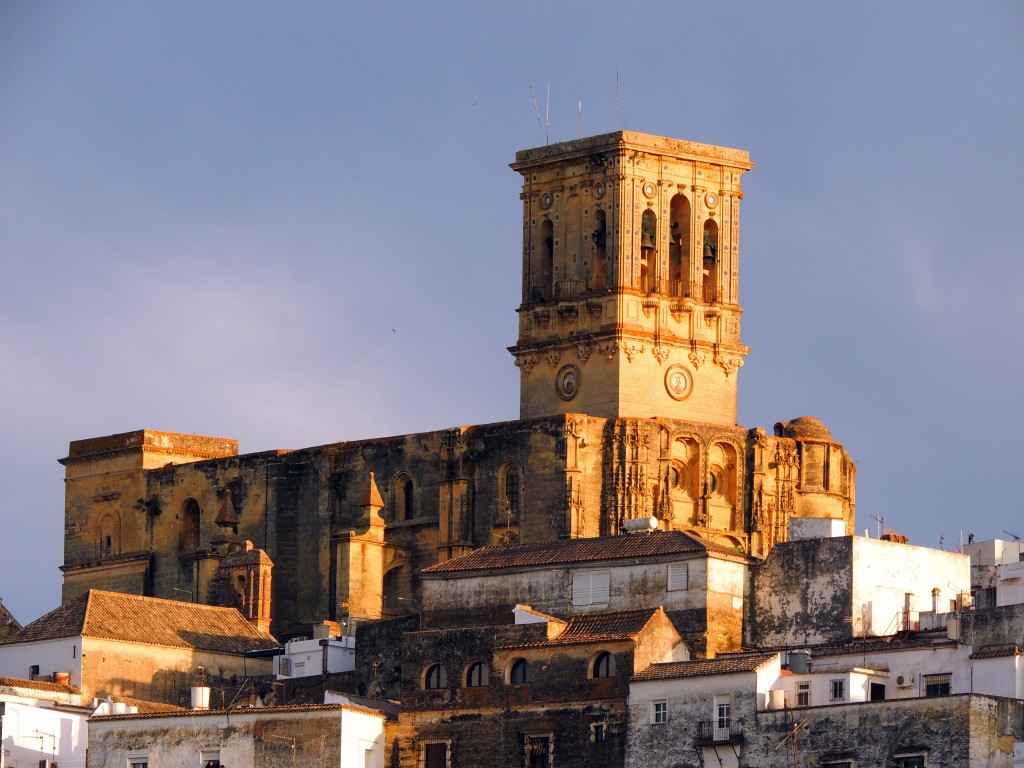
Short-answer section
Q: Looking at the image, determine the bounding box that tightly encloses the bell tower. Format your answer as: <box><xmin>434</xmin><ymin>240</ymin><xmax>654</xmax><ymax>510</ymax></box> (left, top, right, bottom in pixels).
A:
<box><xmin>509</xmin><ymin>132</ymin><xmax>754</xmax><ymax>425</ymax></box>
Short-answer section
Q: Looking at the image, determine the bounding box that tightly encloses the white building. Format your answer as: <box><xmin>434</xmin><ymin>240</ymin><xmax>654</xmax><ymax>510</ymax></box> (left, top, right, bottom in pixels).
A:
<box><xmin>87</xmin><ymin>702</ymin><xmax>387</xmax><ymax>768</ymax></box>
<box><xmin>964</xmin><ymin>538</ymin><xmax>1024</xmax><ymax>607</ymax></box>
<box><xmin>0</xmin><ymin>677</ymin><xmax>89</xmax><ymax>768</ymax></box>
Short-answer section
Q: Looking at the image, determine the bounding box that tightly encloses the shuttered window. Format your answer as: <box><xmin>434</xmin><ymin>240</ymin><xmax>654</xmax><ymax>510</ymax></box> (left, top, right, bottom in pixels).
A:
<box><xmin>572</xmin><ymin>570</ymin><xmax>610</xmax><ymax>606</ymax></box>
<box><xmin>667</xmin><ymin>563</ymin><xmax>689</xmax><ymax>591</ymax></box>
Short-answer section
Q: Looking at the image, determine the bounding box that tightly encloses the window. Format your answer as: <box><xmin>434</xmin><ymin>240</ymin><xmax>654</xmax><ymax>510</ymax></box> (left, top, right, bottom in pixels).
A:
<box><xmin>714</xmin><ymin>696</ymin><xmax>732</xmax><ymax>741</ymax></box>
<box><xmin>572</xmin><ymin>570</ymin><xmax>610</xmax><ymax>606</ymax></box>
<box><xmin>591</xmin><ymin>722</ymin><xmax>606</xmax><ymax>742</ymax></box>
<box><xmin>29</xmin><ymin>664</ymin><xmax>39</xmax><ymax>678</ymax></box>
<box><xmin>200</xmin><ymin>750</ymin><xmax>221</xmax><ymax>768</ymax></box>
<box><xmin>830</xmin><ymin>678</ymin><xmax>845</xmax><ymax>701</ymax></box>
<box><xmin>591</xmin><ymin>651</ymin><xmax>615</xmax><ymax>679</ymax></box>
<box><xmin>651</xmin><ymin>700</ymin><xmax>668</xmax><ymax>724</ymax></box>
<box><xmin>466</xmin><ymin>662</ymin><xmax>489</xmax><ymax>687</ymax></box>
<box><xmin>128</xmin><ymin>753</ymin><xmax>148</xmax><ymax>768</ymax></box>
<box><xmin>510</xmin><ymin>658</ymin><xmax>533</xmax><ymax>684</ymax></box>
<box><xmin>797</xmin><ymin>682</ymin><xmax>811</xmax><ymax>706</ymax></box>
<box><xmin>525</xmin><ymin>734</ymin><xmax>552</xmax><ymax>768</ymax></box>
<box><xmin>182</xmin><ymin>499</ymin><xmax>201</xmax><ymax>548</ymax></box>
<box><xmin>667</xmin><ymin>563</ymin><xmax>689</xmax><ymax>591</ymax></box>
<box><xmin>420</xmin><ymin>740</ymin><xmax>450</xmax><ymax>768</ymax></box>
<box><xmin>923</xmin><ymin>673</ymin><xmax>951</xmax><ymax>697</ymax></box>
<box><xmin>425</xmin><ymin>663</ymin><xmax>447</xmax><ymax>689</ymax></box>
<box><xmin>503</xmin><ymin>463</ymin><xmax>520</xmax><ymax>518</ymax></box>
<box><xmin>894</xmin><ymin>756</ymin><xmax>926</xmax><ymax>768</ymax></box>
<box><xmin>393</xmin><ymin>474</ymin><xmax>415</xmax><ymax>521</ymax></box>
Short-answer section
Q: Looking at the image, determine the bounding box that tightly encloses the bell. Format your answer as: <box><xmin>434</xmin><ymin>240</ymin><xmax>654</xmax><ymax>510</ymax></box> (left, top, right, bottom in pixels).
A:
<box><xmin>641</xmin><ymin>231</ymin><xmax>655</xmax><ymax>250</ymax></box>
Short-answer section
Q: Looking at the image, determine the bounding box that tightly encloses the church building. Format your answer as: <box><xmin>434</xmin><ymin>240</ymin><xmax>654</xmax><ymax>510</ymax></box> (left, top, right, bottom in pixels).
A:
<box><xmin>58</xmin><ymin>132</ymin><xmax>856</xmax><ymax>638</ymax></box>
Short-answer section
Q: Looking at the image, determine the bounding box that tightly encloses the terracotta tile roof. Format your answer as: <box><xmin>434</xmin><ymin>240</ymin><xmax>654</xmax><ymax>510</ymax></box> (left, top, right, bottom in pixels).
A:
<box><xmin>970</xmin><ymin>643</ymin><xmax>1022</xmax><ymax>660</ymax></box>
<box><xmin>90</xmin><ymin>702</ymin><xmax>387</xmax><ymax>722</ymax></box>
<box><xmin>498</xmin><ymin>608</ymin><xmax>662</xmax><ymax>649</ymax></box>
<box><xmin>1</xmin><ymin>590</ymin><xmax>279</xmax><ymax>655</ymax></box>
<box><xmin>0</xmin><ymin>676</ymin><xmax>81</xmax><ymax>695</ymax></box>
<box><xmin>633</xmin><ymin>652</ymin><xmax>777</xmax><ymax>681</ymax></box>
<box><xmin>750</xmin><ymin>631</ymin><xmax>957</xmax><ymax>658</ymax></box>
<box><xmin>110</xmin><ymin>695</ymin><xmax>186</xmax><ymax>714</ymax></box>
<box><xmin>423</xmin><ymin>531</ymin><xmax>746</xmax><ymax>574</ymax></box>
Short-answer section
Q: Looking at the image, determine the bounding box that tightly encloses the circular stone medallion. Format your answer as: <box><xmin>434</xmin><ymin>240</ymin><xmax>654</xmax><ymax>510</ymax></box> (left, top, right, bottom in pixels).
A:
<box><xmin>664</xmin><ymin>364</ymin><xmax>693</xmax><ymax>400</ymax></box>
<box><xmin>556</xmin><ymin>364</ymin><xmax>581</xmax><ymax>400</ymax></box>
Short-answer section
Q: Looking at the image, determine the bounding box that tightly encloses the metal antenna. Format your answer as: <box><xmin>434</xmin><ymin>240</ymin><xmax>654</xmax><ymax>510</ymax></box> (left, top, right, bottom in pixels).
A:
<box><xmin>530</xmin><ymin>85</ymin><xmax>545</xmax><ymax>143</ymax></box>
<box><xmin>616</xmin><ymin>66</ymin><xmax>620</xmax><ymax>129</ymax></box>
<box><xmin>870</xmin><ymin>515</ymin><xmax>884</xmax><ymax>539</ymax></box>
<box><xmin>578</xmin><ymin>100</ymin><xmax>581</xmax><ymax>138</ymax></box>
<box><xmin>545</xmin><ymin>82</ymin><xmax>550</xmax><ymax>145</ymax></box>
<box><xmin>1004</xmin><ymin>530</ymin><xmax>1022</xmax><ymax>541</ymax></box>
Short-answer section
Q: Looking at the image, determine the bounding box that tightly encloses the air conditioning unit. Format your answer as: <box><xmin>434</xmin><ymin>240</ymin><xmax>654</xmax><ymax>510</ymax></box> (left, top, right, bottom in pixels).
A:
<box><xmin>895</xmin><ymin>673</ymin><xmax>916</xmax><ymax>688</ymax></box>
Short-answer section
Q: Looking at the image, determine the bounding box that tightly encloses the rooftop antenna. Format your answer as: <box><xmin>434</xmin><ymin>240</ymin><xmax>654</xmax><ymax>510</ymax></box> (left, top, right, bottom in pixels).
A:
<box><xmin>529</xmin><ymin>85</ymin><xmax>546</xmax><ymax>144</ymax></box>
<box><xmin>545</xmin><ymin>82</ymin><xmax>550</xmax><ymax>145</ymax></box>
<box><xmin>616</xmin><ymin>66</ymin><xmax>620</xmax><ymax>129</ymax></box>
<box><xmin>578</xmin><ymin>99</ymin><xmax>582</xmax><ymax>138</ymax></box>
<box><xmin>870</xmin><ymin>515</ymin><xmax>884</xmax><ymax>539</ymax></box>
<box><xmin>1004</xmin><ymin>530</ymin><xmax>1022</xmax><ymax>541</ymax></box>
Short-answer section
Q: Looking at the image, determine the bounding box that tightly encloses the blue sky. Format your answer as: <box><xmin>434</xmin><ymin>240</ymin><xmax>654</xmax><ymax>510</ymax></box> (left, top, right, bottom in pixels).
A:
<box><xmin>2</xmin><ymin>2</ymin><xmax>1022</xmax><ymax>622</ymax></box>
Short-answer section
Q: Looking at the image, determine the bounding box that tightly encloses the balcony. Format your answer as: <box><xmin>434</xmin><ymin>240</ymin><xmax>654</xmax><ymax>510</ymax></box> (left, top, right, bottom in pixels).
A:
<box><xmin>695</xmin><ymin>720</ymin><xmax>741</xmax><ymax>745</ymax></box>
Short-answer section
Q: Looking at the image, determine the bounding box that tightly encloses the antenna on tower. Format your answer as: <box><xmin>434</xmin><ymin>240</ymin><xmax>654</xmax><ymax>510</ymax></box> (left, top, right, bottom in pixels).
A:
<box><xmin>615</xmin><ymin>66</ymin><xmax>620</xmax><ymax>129</ymax></box>
<box><xmin>545</xmin><ymin>82</ymin><xmax>550</xmax><ymax>145</ymax></box>
<box><xmin>530</xmin><ymin>85</ymin><xmax>545</xmax><ymax>144</ymax></box>
<box><xmin>870</xmin><ymin>515</ymin><xmax>884</xmax><ymax>539</ymax></box>
<box><xmin>578</xmin><ymin>100</ymin><xmax>582</xmax><ymax>138</ymax></box>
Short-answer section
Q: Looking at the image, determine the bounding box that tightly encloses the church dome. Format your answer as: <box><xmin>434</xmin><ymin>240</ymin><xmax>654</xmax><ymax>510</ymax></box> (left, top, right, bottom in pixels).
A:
<box><xmin>773</xmin><ymin>416</ymin><xmax>832</xmax><ymax>441</ymax></box>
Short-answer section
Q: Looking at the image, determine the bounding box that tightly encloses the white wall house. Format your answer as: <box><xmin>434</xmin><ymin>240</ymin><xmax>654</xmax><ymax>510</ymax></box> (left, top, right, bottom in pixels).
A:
<box><xmin>964</xmin><ymin>539</ymin><xmax>1024</xmax><ymax>607</ymax></box>
<box><xmin>87</xmin><ymin>703</ymin><xmax>386</xmax><ymax>768</ymax></box>
<box><xmin>0</xmin><ymin>679</ymin><xmax>89</xmax><ymax>768</ymax></box>
<box><xmin>273</xmin><ymin>635</ymin><xmax>356</xmax><ymax>679</ymax></box>
<box><xmin>0</xmin><ymin>638</ymin><xmax>81</xmax><ymax>690</ymax></box>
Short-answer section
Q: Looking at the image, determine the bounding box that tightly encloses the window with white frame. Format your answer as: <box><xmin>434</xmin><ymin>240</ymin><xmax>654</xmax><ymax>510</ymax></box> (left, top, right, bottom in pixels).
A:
<box><xmin>127</xmin><ymin>753</ymin><xmax>148</xmax><ymax>768</ymax></box>
<box><xmin>713</xmin><ymin>695</ymin><xmax>732</xmax><ymax>741</ymax></box>
<box><xmin>590</xmin><ymin>722</ymin><xmax>606</xmax><ymax>742</ymax></box>
<box><xmin>651</xmin><ymin>700</ymin><xmax>668</xmax><ymax>724</ymax></box>
<box><xmin>830</xmin><ymin>678</ymin><xmax>845</xmax><ymax>701</ymax></box>
<box><xmin>200</xmin><ymin>750</ymin><xmax>221</xmax><ymax>768</ymax></box>
<box><xmin>420</xmin><ymin>739</ymin><xmax>450</xmax><ymax>768</ymax></box>
<box><xmin>524</xmin><ymin>733</ymin><xmax>553</xmax><ymax>767</ymax></box>
<box><xmin>572</xmin><ymin>570</ymin><xmax>610</xmax><ymax>606</ymax></box>
<box><xmin>796</xmin><ymin>681</ymin><xmax>811</xmax><ymax>706</ymax></box>
<box><xmin>923</xmin><ymin>673</ymin><xmax>951</xmax><ymax>697</ymax></box>
<box><xmin>893</xmin><ymin>755</ymin><xmax>926</xmax><ymax>768</ymax></box>
<box><xmin>667</xmin><ymin>563</ymin><xmax>689</xmax><ymax>591</ymax></box>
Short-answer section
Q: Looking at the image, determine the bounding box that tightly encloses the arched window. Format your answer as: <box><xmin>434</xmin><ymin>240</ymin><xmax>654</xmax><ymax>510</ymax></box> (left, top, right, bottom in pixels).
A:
<box><xmin>509</xmin><ymin>658</ymin><xmax>533</xmax><ymax>684</ymax></box>
<box><xmin>501</xmin><ymin>461</ymin><xmax>520</xmax><ymax>521</ymax></box>
<box><xmin>592</xmin><ymin>209</ymin><xmax>607</xmax><ymax>291</ymax></box>
<box><xmin>98</xmin><ymin>511</ymin><xmax>118</xmax><ymax>558</ymax></box>
<box><xmin>466</xmin><ymin>662</ymin><xmax>489</xmax><ymax>688</ymax></box>
<box><xmin>669</xmin><ymin>194</ymin><xmax>691</xmax><ymax>297</ymax></box>
<box><xmin>592</xmin><ymin>652</ymin><xmax>616</xmax><ymax>679</ymax></box>
<box><xmin>181</xmin><ymin>499</ymin><xmax>201</xmax><ymax>549</ymax></box>
<box><xmin>640</xmin><ymin>210</ymin><xmax>657</xmax><ymax>292</ymax></box>
<box><xmin>424</xmin><ymin>663</ymin><xmax>447</xmax><ymax>690</ymax></box>
<box><xmin>701</xmin><ymin>221</ymin><xmax>719</xmax><ymax>303</ymax></box>
<box><xmin>393</xmin><ymin>474</ymin><xmax>414</xmax><ymax>521</ymax></box>
<box><xmin>539</xmin><ymin>219</ymin><xmax>554</xmax><ymax>301</ymax></box>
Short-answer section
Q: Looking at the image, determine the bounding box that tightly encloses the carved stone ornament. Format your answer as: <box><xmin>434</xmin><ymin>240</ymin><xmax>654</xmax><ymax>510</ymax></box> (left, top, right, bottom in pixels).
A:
<box><xmin>688</xmin><ymin>350</ymin><xmax>706</xmax><ymax>370</ymax></box>
<box><xmin>545</xmin><ymin>349</ymin><xmax>562</xmax><ymax>368</ymax></box>
<box><xmin>664</xmin><ymin>364</ymin><xmax>693</xmax><ymax>401</ymax></box>
<box><xmin>714</xmin><ymin>350</ymin><xmax>743</xmax><ymax>377</ymax></box>
<box><xmin>576</xmin><ymin>343</ymin><xmax>592</xmax><ymax>364</ymax></box>
<box><xmin>555</xmin><ymin>364</ymin><xmax>581</xmax><ymax>401</ymax></box>
<box><xmin>514</xmin><ymin>353</ymin><xmax>539</xmax><ymax>374</ymax></box>
<box><xmin>652</xmin><ymin>346</ymin><xmax>670</xmax><ymax>364</ymax></box>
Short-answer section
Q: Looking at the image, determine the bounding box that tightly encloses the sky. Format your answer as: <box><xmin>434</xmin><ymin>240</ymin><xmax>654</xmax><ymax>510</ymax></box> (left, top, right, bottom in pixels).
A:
<box><xmin>1</xmin><ymin>2</ymin><xmax>1022</xmax><ymax>624</ymax></box>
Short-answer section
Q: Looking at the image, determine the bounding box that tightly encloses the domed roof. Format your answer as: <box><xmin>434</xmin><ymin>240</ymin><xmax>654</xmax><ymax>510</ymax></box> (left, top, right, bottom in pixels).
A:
<box><xmin>773</xmin><ymin>416</ymin><xmax>832</xmax><ymax>441</ymax></box>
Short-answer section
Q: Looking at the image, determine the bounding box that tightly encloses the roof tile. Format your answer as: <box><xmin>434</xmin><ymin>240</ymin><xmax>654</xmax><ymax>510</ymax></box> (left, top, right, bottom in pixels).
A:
<box><xmin>633</xmin><ymin>652</ymin><xmax>777</xmax><ymax>681</ymax></box>
<box><xmin>1</xmin><ymin>590</ymin><xmax>279</xmax><ymax>655</ymax></box>
<box><xmin>423</xmin><ymin>531</ymin><xmax>746</xmax><ymax>574</ymax></box>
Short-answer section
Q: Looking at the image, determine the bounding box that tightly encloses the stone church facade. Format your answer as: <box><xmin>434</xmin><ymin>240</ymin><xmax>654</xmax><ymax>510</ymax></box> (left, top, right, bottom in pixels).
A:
<box><xmin>59</xmin><ymin>132</ymin><xmax>855</xmax><ymax>638</ymax></box>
